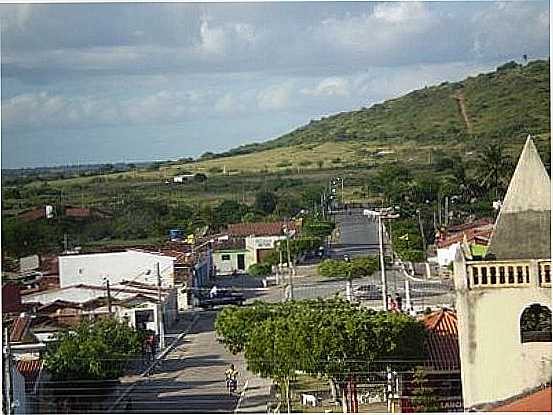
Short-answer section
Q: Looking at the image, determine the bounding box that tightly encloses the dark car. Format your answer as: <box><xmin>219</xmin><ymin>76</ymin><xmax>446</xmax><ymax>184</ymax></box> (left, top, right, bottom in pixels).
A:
<box><xmin>353</xmin><ymin>284</ymin><xmax>382</xmax><ymax>300</ymax></box>
<box><xmin>197</xmin><ymin>289</ymin><xmax>245</xmax><ymax>309</ymax></box>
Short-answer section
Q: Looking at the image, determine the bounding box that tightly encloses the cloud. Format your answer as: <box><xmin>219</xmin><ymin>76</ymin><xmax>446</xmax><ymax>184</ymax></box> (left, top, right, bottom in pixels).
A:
<box><xmin>256</xmin><ymin>83</ymin><xmax>293</xmax><ymax>111</ymax></box>
<box><xmin>196</xmin><ymin>18</ymin><xmax>258</xmax><ymax>56</ymax></box>
<box><xmin>302</xmin><ymin>77</ymin><xmax>351</xmax><ymax>97</ymax></box>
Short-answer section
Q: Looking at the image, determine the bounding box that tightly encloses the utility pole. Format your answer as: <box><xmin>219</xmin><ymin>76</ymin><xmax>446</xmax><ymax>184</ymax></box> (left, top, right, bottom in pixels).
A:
<box><xmin>284</xmin><ymin>228</ymin><xmax>294</xmax><ymax>300</ymax></box>
<box><xmin>156</xmin><ymin>262</ymin><xmax>165</xmax><ymax>350</ymax></box>
<box><xmin>63</xmin><ymin>233</ymin><xmax>68</xmax><ymax>253</ymax></box>
<box><xmin>3</xmin><ymin>327</ymin><xmax>13</xmax><ymax>415</ymax></box>
<box><xmin>417</xmin><ymin>209</ymin><xmax>427</xmax><ymax>258</ymax></box>
<box><xmin>105</xmin><ymin>278</ymin><xmax>113</xmax><ymax>316</ymax></box>
<box><xmin>444</xmin><ymin>196</ymin><xmax>449</xmax><ymax>227</ymax></box>
<box><xmin>378</xmin><ymin>214</ymin><xmax>388</xmax><ymax>311</ymax></box>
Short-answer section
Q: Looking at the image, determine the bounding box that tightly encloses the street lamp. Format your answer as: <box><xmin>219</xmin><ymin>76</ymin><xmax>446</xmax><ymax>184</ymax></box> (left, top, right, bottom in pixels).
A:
<box><xmin>375</xmin><ymin>209</ymin><xmax>400</xmax><ymax>311</ymax></box>
<box><xmin>282</xmin><ymin>225</ymin><xmax>294</xmax><ymax>301</ymax></box>
<box><xmin>344</xmin><ymin>254</ymin><xmax>353</xmax><ymax>301</ymax></box>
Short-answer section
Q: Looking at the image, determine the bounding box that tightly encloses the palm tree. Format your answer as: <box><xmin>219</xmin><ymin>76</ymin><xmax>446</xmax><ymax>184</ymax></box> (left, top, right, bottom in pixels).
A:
<box><xmin>474</xmin><ymin>141</ymin><xmax>514</xmax><ymax>200</ymax></box>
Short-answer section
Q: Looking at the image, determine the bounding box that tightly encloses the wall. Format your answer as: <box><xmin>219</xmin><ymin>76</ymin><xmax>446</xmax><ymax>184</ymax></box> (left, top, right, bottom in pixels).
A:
<box><xmin>212</xmin><ymin>250</ymin><xmax>251</xmax><ymax>275</ymax></box>
<box><xmin>454</xmin><ymin>256</ymin><xmax>552</xmax><ymax>408</ymax></box>
<box><xmin>59</xmin><ymin>251</ymin><xmax>175</xmax><ymax>288</ymax></box>
<box><xmin>437</xmin><ymin>243</ymin><xmax>459</xmax><ymax>267</ymax></box>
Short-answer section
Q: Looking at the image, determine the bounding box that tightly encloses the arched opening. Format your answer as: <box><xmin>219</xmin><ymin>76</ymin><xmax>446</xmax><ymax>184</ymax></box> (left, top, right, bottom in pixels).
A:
<box><xmin>520</xmin><ymin>304</ymin><xmax>552</xmax><ymax>343</ymax></box>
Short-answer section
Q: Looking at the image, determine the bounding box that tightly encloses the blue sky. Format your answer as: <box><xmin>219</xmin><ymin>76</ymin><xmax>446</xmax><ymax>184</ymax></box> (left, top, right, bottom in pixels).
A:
<box><xmin>1</xmin><ymin>1</ymin><xmax>549</xmax><ymax>168</ymax></box>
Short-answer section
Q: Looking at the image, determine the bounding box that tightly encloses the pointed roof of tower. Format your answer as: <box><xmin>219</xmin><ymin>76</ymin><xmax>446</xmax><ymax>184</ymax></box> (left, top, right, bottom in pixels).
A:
<box><xmin>486</xmin><ymin>136</ymin><xmax>551</xmax><ymax>260</ymax></box>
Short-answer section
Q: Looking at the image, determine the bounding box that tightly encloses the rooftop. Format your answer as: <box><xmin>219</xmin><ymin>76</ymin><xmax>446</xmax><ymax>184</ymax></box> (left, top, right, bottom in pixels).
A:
<box><xmin>15</xmin><ymin>359</ymin><xmax>43</xmax><ymax>393</ymax></box>
<box><xmin>226</xmin><ymin>221</ymin><xmax>297</xmax><ymax>237</ymax></box>
<box><xmin>420</xmin><ymin>308</ymin><xmax>460</xmax><ymax>371</ymax></box>
<box><xmin>490</xmin><ymin>385</ymin><xmax>552</xmax><ymax>412</ymax></box>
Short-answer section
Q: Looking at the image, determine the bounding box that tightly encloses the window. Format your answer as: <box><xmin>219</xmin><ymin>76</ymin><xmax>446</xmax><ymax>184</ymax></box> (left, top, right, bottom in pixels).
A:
<box><xmin>520</xmin><ymin>304</ymin><xmax>552</xmax><ymax>343</ymax></box>
<box><xmin>525</xmin><ymin>266</ymin><xmax>530</xmax><ymax>284</ymax></box>
<box><xmin>221</xmin><ymin>254</ymin><xmax>231</xmax><ymax>261</ymax></box>
<box><xmin>545</xmin><ymin>265</ymin><xmax>551</xmax><ymax>284</ymax></box>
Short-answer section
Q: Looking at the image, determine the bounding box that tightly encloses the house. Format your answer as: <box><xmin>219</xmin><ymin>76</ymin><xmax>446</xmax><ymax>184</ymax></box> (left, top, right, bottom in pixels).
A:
<box><xmin>434</xmin><ymin>219</ymin><xmax>494</xmax><ymax>266</ymax></box>
<box><xmin>20</xmin><ymin>281</ymin><xmax>178</xmax><ymax>338</ymax></box>
<box><xmin>453</xmin><ymin>136</ymin><xmax>551</xmax><ymax>410</ymax></box>
<box><xmin>222</xmin><ymin>221</ymin><xmax>297</xmax><ymax>270</ymax></box>
<box><xmin>10</xmin><ymin>358</ymin><xmax>44</xmax><ymax>414</ymax></box>
<box><xmin>58</xmin><ymin>249</ymin><xmax>177</xmax><ymax>289</ymax></box>
<box><xmin>172</xmin><ymin>174</ymin><xmax>195</xmax><ymax>183</ymax></box>
<box><xmin>400</xmin><ymin>308</ymin><xmax>463</xmax><ymax>412</ymax></box>
<box><xmin>212</xmin><ymin>238</ymin><xmax>251</xmax><ymax>275</ymax></box>
<box><xmin>17</xmin><ymin>206</ymin><xmax>54</xmax><ymax>222</ymax></box>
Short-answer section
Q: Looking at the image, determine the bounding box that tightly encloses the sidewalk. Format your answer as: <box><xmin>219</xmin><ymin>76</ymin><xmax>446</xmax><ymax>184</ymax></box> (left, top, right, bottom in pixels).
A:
<box><xmin>235</xmin><ymin>359</ymin><xmax>274</xmax><ymax>413</ymax></box>
<box><xmin>103</xmin><ymin>311</ymin><xmax>199</xmax><ymax>411</ymax></box>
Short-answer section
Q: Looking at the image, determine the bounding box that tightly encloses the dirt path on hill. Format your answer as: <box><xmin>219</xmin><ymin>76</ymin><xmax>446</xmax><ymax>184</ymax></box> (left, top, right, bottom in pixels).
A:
<box><xmin>454</xmin><ymin>91</ymin><xmax>473</xmax><ymax>134</ymax></box>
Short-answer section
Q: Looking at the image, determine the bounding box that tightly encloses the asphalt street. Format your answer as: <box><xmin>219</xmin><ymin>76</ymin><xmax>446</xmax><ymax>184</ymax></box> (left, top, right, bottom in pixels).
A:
<box><xmin>117</xmin><ymin>311</ymin><xmax>261</xmax><ymax>414</ymax></box>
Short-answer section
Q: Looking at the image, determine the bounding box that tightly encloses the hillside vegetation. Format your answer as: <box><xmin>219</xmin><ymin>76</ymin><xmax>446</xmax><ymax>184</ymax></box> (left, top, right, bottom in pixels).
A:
<box><xmin>213</xmin><ymin>60</ymin><xmax>550</xmax><ymax>157</ymax></box>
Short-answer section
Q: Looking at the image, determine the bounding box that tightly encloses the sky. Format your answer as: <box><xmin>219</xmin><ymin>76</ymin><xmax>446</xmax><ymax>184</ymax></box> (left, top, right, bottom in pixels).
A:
<box><xmin>1</xmin><ymin>1</ymin><xmax>550</xmax><ymax>168</ymax></box>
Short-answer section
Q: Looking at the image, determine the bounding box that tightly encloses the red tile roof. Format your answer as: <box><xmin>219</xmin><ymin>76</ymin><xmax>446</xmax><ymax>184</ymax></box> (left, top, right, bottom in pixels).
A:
<box><xmin>420</xmin><ymin>308</ymin><xmax>460</xmax><ymax>371</ymax></box>
<box><xmin>226</xmin><ymin>221</ymin><xmax>296</xmax><ymax>237</ymax></box>
<box><xmin>491</xmin><ymin>386</ymin><xmax>552</xmax><ymax>412</ymax></box>
<box><xmin>446</xmin><ymin>218</ymin><xmax>493</xmax><ymax>233</ymax></box>
<box><xmin>15</xmin><ymin>359</ymin><xmax>43</xmax><ymax>393</ymax></box>
<box><xmin>9</xmin><ymin>315</ymin><xmax>32</xmax><ymax>343</ymax></box>
<box><xmin>437</xmin><ymin>228</ymin><xmax>493</xmax><ymax>249</ymax></box>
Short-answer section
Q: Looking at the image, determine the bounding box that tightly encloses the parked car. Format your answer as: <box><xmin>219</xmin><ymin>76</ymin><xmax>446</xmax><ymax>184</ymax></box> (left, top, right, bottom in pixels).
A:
<box><xmin>197</xmin><ymin>289</ymin><xmax>245</xmax><ymax>309</ymax></box>
<box><xmin>353</xmin><ymin>284</ymin><xmax>381</xmax><ymax>300</ymax></box>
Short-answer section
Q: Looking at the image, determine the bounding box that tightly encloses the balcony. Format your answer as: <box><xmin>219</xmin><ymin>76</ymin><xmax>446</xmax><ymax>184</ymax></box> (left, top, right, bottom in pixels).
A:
<box><xmin>465</xmin><ymin>260</ymin><xmax>551</xmax><ymax>289</ymax></box>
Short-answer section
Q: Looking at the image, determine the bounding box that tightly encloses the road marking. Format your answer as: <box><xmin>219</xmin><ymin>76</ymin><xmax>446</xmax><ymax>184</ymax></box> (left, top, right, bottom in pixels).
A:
<box><xmin>234</xmin><ymin>378</ymin><xmax>249</xmax><ymax>413</ymax></box>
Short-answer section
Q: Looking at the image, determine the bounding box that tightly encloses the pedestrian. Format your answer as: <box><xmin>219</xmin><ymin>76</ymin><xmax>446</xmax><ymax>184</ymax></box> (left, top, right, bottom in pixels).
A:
<box><xmin>409</xmin><ymin>307</ymin><xmax>417</xmax><ymax>318</ymax></box>
<box><xmin>387</xmin><ymin>295</ymin><xmax>397</xmax><ymax>311</ymax></box>
<box><xmin>209</xmin><ymin>285</ymin><xmax>218</xmax><ymax>298</ymax></box>
<box><xmin>394</xmin><ymin>293</ymin><xmax>402</xmax><ymax>311</ymax></box>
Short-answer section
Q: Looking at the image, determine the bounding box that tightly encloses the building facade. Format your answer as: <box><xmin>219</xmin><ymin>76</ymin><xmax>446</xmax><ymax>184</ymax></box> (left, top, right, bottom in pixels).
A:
<box><xmin>453</xmin><ymin>137</ymin><xmax>551</xmax><ymax>409</ymax></box>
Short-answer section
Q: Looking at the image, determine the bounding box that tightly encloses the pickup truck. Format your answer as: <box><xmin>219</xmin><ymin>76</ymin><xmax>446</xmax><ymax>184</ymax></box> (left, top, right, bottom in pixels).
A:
<box><xmin>196</xmin><ymin>289</ymin><xmax>245</xmax><ymax>309</ymax></box>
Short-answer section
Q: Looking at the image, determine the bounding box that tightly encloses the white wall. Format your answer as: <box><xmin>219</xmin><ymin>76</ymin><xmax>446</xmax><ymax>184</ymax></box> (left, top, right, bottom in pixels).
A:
<box><xmin>213</xmin><ymin>251</ymin><xmax>251</xmax><ymax>275</ymax></box>
<box><xmin>59</xmin><ymin>250</ymin><xmax>175</xmax><ymax>288</ymax></box>
<box><xmin>437</xmin><ymin>243</ymin><xmax>459</xmax><ymax>267</ymax></box>
<box><xmin>454</xmin><ymin>257</ymin><xmax>552</xmax><ymax>408</ymax></box>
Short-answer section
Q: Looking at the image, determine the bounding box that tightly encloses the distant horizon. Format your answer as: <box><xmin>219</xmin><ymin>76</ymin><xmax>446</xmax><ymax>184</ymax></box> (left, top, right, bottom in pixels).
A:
<box><xmin>1</xmin><ymin>2</ymin><xmax>549</xmax><ymax>169</ymax></box>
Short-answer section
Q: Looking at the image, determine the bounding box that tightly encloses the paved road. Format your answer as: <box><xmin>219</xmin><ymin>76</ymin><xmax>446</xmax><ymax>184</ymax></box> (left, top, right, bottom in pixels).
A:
<box><xmin>328</xmin><ymin>208</ymin><xmax>392</xmax><ymax>259</ymax></box>
<box><xmin>118</xmin><ymin>311</ymin><xmax>266</xmax><ymax>413</ymax></box>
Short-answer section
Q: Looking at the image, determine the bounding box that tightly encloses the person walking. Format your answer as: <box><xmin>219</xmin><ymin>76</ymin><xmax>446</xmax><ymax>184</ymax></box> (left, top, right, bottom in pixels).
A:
<box><xmin>394</xmin><ymin>293</ymin><xmax>403</xmax><ymax>311</ymax></box>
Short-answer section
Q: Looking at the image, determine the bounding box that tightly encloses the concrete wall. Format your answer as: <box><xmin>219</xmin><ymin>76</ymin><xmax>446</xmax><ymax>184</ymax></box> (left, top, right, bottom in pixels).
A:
<box><xmin>212</xmin><ymin>250</ymin><xmax>252</xmax><ymax>275</ymax></box>
<box><xmin>59</xmin><ymin>251</ymin><xmax>175</xmax><ymax>288</ymax></box>
<box><xmin>454</xmin><ymin>256</ymin><xmax>552</xmax><ymax>409</ymax></box>
<box><xmin>437</xmin><ymin>243</ymin><xmax>459</xmax><ymax>267</ymax></box>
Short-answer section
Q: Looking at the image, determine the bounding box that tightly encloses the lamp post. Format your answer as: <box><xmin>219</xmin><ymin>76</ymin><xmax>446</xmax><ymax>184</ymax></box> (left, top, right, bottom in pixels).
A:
<box><xmin>283</xmin><ymin>225</ymin><xmax>294</xmax><ymax>301</ymax></box>
<box><xmin>376</xmin><ymin>209</ymin><xmax>400</xmax><ymax>311</ymax></box>
<box><xmin>344</xmin><ymin>254</ymin><xmax>353</xmax><ymax>301</ymax></box>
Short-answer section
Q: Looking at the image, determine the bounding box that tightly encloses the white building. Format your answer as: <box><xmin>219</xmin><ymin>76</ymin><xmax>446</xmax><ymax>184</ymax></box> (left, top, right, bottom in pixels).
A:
<box><xmin>58</xmin><ymin>249</ymin><xmax>176</xmax><ymax>288</ymax></box>
<box><xmin>173</xmin><ymin>174</ymin><xmax>195</xmax><ymax>183</ymax></box>
<box><xmin>453</xmin><ymin>137</ymin><xmax>551</xmax><ymax>410</ymax></box>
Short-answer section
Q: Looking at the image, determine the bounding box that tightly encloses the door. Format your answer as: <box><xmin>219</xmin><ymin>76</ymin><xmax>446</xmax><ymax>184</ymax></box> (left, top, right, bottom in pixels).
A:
<box><xmin>237</xmin><ymin>254</ymin><xmax>245</xmax><ymax>271</ymax></box>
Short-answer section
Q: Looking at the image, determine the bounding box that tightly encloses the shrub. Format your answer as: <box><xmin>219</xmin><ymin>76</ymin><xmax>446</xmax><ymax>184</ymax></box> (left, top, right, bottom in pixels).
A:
<box><xmin>248</xmin><ymin>263</ymin><xmax>272</xmax><ymax>277</ymax></box>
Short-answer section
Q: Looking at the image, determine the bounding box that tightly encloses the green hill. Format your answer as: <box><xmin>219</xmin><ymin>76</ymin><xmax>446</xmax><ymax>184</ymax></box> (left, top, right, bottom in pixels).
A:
<box><xmin>213</xmin><ymin>59</ymin><xmax>550</xmax><ymax>158</ymax></box>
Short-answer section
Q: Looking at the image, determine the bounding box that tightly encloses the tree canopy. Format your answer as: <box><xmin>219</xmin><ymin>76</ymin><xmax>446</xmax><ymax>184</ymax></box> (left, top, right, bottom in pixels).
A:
<box><xmin>44</xmin><ymin>318</ymin><xmax>144</xmax><ymax>381</ymax></box>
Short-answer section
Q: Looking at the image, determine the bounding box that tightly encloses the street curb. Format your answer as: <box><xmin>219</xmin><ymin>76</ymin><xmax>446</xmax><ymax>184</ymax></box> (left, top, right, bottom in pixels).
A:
<box><xmin>108</xmin><ymin>313</ymin><xmax>200</xmax><ymax>411</ymax></box>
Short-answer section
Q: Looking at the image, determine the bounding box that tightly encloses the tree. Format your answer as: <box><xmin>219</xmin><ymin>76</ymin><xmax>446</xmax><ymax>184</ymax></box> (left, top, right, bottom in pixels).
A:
<box><xmin>474</xmin><ymin>141</ymin><xmax>514</xmax><ymax>199</ymax></box>
<box><xmin>194</xmin><ymin>173</ymin><xmax>208</xmax><ymax>182</ymax></box>
<box><xmin>254</xmin><ymin>191</ymin><xmax>278</xmax><ymax>214</ymax></box>
<box><xmin>216</xmin><ymin>299</ymin><xmax>426</xmax><ymax>412</ymax></box>
<box><xmin>411</xmin><ymin>367</ymin><xmax>440</xmax><ymax>412</ymax></box>
<box><xmin>248</xmin><ymin>263</ymin><xmax>272</xmax><ymax>277</ymax></box>
<box><xmin>44</xmin><ymin>318</ymin><xmax>144</xmax><ymax>381</ymax></box>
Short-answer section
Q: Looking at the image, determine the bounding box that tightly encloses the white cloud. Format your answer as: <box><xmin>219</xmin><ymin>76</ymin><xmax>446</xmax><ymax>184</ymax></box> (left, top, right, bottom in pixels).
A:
<box><xmin>256</xmin><ymin>83</ymin><xmax>293</xmax><ymax>111</ymax></box>
<box><xmin>196</xmin><ymin>18</ymin><xmax>257</xmax><ymax>56</ymax></box>
<box><xmin>302</xmin><ymin>77</ymin><xmax>351</xmax><ymax>97</ymax></box>
<box><xmin>214</xmin><ymin>93</ymin><xmax>245</xmax><ymax>114</ymax></box>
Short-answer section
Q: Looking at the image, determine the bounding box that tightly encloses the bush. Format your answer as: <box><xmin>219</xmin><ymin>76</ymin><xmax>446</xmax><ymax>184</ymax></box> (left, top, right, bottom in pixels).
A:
<box><xmin>248</xmin><ymin>263</ymin><xmax>272</xmax><ymax>277</ymax></box>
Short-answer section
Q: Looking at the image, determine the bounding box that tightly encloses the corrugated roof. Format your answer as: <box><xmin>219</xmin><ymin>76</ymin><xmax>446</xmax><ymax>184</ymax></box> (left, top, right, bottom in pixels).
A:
<box><xmin>420</xmin><ymin>309</ymin><xmax>460</xmax><ymax>371</ymax></box>
<box><xmin>491</xmin><ymin>386</ymin><xmax>552</xmax><ymax>412</ymax></box>
<box><xmin>227</xmin><ymin>221</ymin><xmax>296</xmax><ymax>237</ymax></box>
<box><xmin>15</xmin><ymin>359</ymin><xmax>43</xmax><ymax>393</ymax></box>
<box><xmin>9</xmin><ymin>315</ymin><xmax>32</xmax><ymax>343</ymax></box>
<box><xmin>486</xmin><ymin>136</ymin><xmax>551</xmax><ymax>260</ymax></box>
